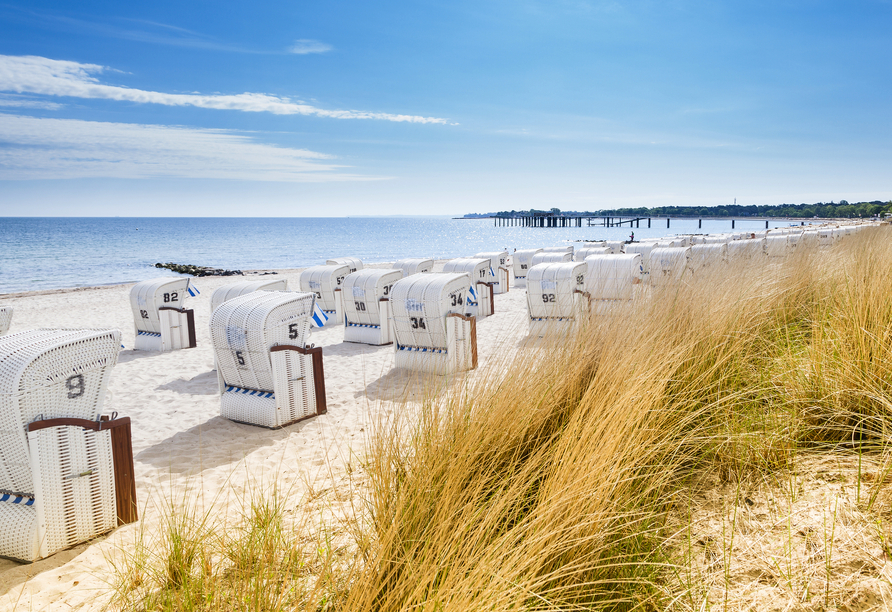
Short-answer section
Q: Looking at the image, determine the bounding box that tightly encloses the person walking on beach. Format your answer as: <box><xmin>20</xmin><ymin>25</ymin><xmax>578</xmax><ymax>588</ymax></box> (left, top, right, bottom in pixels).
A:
<box><xmin>629</xmin><ymin>231</ymin><xmax>635</xmax><ymax>242</ymax></box>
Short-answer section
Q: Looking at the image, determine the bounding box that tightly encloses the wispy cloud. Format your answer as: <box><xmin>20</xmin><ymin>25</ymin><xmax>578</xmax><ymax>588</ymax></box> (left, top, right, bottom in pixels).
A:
<box><xmin>0</xmin><ymin>113</ymin><xmax>381</xmax><ymax>181</ymax></box>
<box><xmin>288</xmin><ymin>39</ymin><xmax>333</xmax><ymax>54</ymax></box>
<box><xmin>0</xmin><ymin>93</ymin><xmax>63</xmax><ymax>110</ymax></box>
<box><xmin>0</xmin><ymin>55</ymin><xmax>449</xmax><ymax>124</ymax></box>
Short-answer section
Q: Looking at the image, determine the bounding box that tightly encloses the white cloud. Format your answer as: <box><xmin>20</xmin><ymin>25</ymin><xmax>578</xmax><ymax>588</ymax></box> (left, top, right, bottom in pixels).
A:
<box><xmin>0</xmin><ymin>113</ymin><xmax>381</xmax><ymax>181</ymax></box>
<box><xmin>0</xmin><ymin>93</ymin><xmax>63</xmax><ymax>110</ymax></box>
<box><xmin>0</xmin><ymin>55</ymin><xmax>449</xmax><ymax>124</ymax></box>
<box><xmin>289</xmin><ymin>39</ymin><xmax>333</xmax><ymax>54</ymax></box>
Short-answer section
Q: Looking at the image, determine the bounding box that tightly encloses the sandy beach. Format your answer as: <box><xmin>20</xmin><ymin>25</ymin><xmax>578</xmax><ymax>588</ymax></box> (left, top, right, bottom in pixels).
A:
<box><xmin>0</xmin><ymin>262</ymin><xmax>530</xmax><ymax>610</ymax></box>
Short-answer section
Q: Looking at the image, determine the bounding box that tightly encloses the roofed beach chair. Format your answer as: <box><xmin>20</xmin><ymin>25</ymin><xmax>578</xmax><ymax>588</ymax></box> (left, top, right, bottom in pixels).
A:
<box><xmin>624</xmin><ymin>243</ymin><xmax>655</xmax><ymax>274</ymax></box>
<box><xmin>210</xmin><ymin>291</ymin><xmax>326</xmax><ymax>428</ymax></box>
<box><xmin>512</xmin><ymin>249</ymin><xmax>543</xmax><ymax>287</ymax></box>
<box><xmin>442</xmin><ymin>259</ymin><xmax>494</xmax><ymax>318</ymax></box>
<box><xmin>574</xmin><ymin>246</ymin><xmax>611</xmax><ymax>261</ymax></box>
<box><xmin>530</xmin><ymin>251</ymin><xmax>573</xmax><ymax>267</ymax></box>
<box><xmin>584</xmin><ymin>254</ymin><xmax>643</xmax><ymax>313</ymax></box>
<box><xmin>343</xmin><ymin>269</ymin><xmax>403</xmax><ymax>345</ymax></box>
<box><xmin>299</xmin><ymin>264</ymin><xmax>350</xmax><ymax>326</ymax></box>
<box><xmin>604</xmin><ymin>241</ymin><xmax>625</xmax><ymax>254</ymax></box>
<box><xmin>474</xmin><ymin>251</ymin><xmax>510</xmax><ymax>294</ymax></box>
<box><xmin>764</xmin><ymin>235</ymin><xmax>789</xmax><ymax>258</ymax></box>
<box><xmin>130</xmin><ymin>278</ymin><xmax>197</xmax><ymax>351</ymax></box>
<box><xmin>394</xmin><ymin>258</ymin><xmax>434</xmax><ymax>278</ymax></box>
<box><xmin>391</xmin><ymin>273</ymin><xmax>477</xmax><ymax>375</ymax></box>
<box><xmin>541</xmin><ymin>246</ymin><xmax>574</xmax><ymax>257</ymax></box>
<box><xmin>326</xmin><ymin>257</ymin><xmax>363</xmax><ymax>274</ymax></box>
<box><xmin>726</xmin><ymin>238</ymin><xmax>764</xmax><ymax>260</ymax></box>
<box><xmin>0</xmin><ymin>305</ymin><xmax>12</xmax><ymax>336</ymax></box>
<box><xmin>210</xmin><ymin>279</ymin><xmax>289</xmax><ymax>314</ymax></box>
<box><xmin>0</xmin><ymin>329</ymin><xmax>137</xmax><ymax>562</ymax></box>
<box><xmin>526</xmin><ymin>262</ymin><xmax>589</xmax><ymax>337</ymax></box>
<box><xmin>690</xmin><ymin>243</ymin><xmax>728</xmax><ymax>271</ymax></box>
<box><xmin>649</xmin><ymin>247</ymin><xmax>692</xmax><ymax>287</ymax></box>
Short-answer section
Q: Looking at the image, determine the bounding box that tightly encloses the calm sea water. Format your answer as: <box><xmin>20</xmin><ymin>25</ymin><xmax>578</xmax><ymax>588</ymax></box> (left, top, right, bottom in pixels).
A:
<box><xmin>0</xmin><ymin>217</ymin><xmax>807</xmax><ymax>294</ymax></box>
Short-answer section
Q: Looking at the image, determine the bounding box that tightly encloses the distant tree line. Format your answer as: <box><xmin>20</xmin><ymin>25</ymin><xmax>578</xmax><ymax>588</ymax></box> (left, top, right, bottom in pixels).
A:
<box><xmin>473</xmin><ymin>201</ymin><xmax>892</xmax><ymax>219</ymax></box>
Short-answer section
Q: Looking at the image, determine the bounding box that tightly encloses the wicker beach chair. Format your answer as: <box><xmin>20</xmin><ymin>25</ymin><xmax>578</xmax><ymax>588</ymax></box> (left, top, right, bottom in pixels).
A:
<box><xmin>689</xmin><ymin>243</ymin><xmax>728</xmax><ymax>271</ymax></box>
<box><xmin>526</xmin><ymin>262</ymin><xmax>589</xmax><ymax>337</ymax></box>
<box><xmin>210</xmin><ymin>279</ymin><xmax>288</xmax><ymax>314</ymax></box>
<box><xmin>299</xmin><ymin>265</ymin><xmax>350</xmax><ymax>326</ymax></box>
<box><xmin>541</xmin><ymin>246</ymin><xmax>575</xmax><ymax>256</ymax></box>
<box><xmin>390</xmin><ymin>273</ymin><xmax>477</xmax><ymax>375</ymax></box>
<box><xmin>474</xmin><ymin>251</ymin><xmax>510</xmax><ymax>294</ymax></box>
<box><xmin>442</xmin><ymin>259</ymin><xmax>493</xmax><ymax>318</ymax></box>
<box><xmin>394</xmin><ymin>258</ymin><xmax>434</xmax><ymax>278</ymax></box>
<box><xmin>0</xmin><ymin>329</ymin><xmax>137</xmax><ymax>562</ymax></box>
<box><xmin>624</xmin><ymin>243</ymin><xmax>655</xmax><ymax>274</ymax></box>
<box><xmin>343</xmin><ymin>269</ymin><xmax>403</xmax><ymax>345</ymax></box>
<box><xmin>210</xmin><ymin>292</ymin><xmax>326</xmax><ymax>428</ymax></box>
<box><xmin>649</xmin><ymin>247</ymin><xmax>692</xmax><ymax>286</ymax></box>
<box><xmin>604</xmin><ymin>241</ymin><xmax>625</xmax><ymax>254</ymax></box>
<box><xmin>512</xmin><ymin>249</ymin><xmax>543</xmax><ymax>288</ymax></box>
<box><xmin>530</xmin><ymin>251</ymin><xmax>573</xmax><ymax>267</ymax></box>
<box><xmin>0</xmin><ymin>306</ymin><xmax>12</xmax><ymax>336</ymax></box>
<box><xmin>583</xmin><ymin>254</ymin><xmax>644</xmax><ymax>311</ymax></box>
<box><xmin>326</xmin><ymin>257</ymin><xmax>363</xmax><ymax>274</ymax></box>
<box><xmin>574</xmin><ymin>246</ymin><xmax>611</xmax><ymax>261</ymax></box>
<box><xmin>726</xmin><ymin>238</ymin><xmax>765</xmax><ymax>261</ymax></box>
<box><xmin>764</xmin><ymin>235</ymin><xmax>789</xmax><ymax>258</ymax></box>
<box><xmin>130</xmin><ymin>278</ymin><xmax>197</xmax><ymax>351</ymax></box>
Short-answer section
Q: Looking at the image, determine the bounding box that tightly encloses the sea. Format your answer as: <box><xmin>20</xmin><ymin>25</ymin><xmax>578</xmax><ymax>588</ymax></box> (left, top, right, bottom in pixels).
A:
<box><xmin>0</xmin><ymin>217</ymin><xmax>812</xmax><ymax>294</ymax></box>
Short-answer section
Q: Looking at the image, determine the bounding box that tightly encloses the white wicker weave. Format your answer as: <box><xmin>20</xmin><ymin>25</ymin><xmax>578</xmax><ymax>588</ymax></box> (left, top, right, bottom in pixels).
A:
<box><xmin>530</xmin><ymin>251</ymin><xmax>573</xmax><ymax>267</ymax></box>
<box><xmin>342</xmin><ymin>269</ymin><xmax>403</xmax><ymax>345</ymax></box>
<box><xmin>299</xmin><ymin>265</ymin><xmax>350</xmax><ymax>326</ymax></box>
<box><xmin>326</xmin><ymin>257</ymin><xmax>364</xmax><ymax>274</ymax></box>
<box><xmin>583</xmin><ymin>254</ymin><xmax>643</xmax><ymax>301</ymax></box>
<box><xmin>690</xmin><ymin>243</ymin><xmax>728</xmax><ymax>271</ymax></box>
<box><xmin>526</xmin><ymin>262</ymin><xmax>588</xmax><ymax>336</ymax></box>
<box><xmin>649</xmin><ymin>247</ymin><xmax>692</xmax><ymax>286</ymax></box>
<box><xmin>210</xmin><ymin>279</ymin><xmax>289</xmax><ymax>314</ymax></box>
<box><xmin>0</xmin><ymin>306</ymin><xmax>12</xmax><ymax>336</ymax></box>
<box><xmin>512</xmin><ymin>249</ymin><xmax>543</xmax><ymax>286</ymax></box>
<box><xmin>442</xmin><ymin>259</ymin><xmax>493</xmax><ymax>318</ymax></box>
<box><xmin>130</xmin><ymin>278</ymin><xmax>194</xmax><ymax>351</ymax></box>
<box><xmin>726</xmin><ymin>238</ymin><xmax>765</xmax><ymax>260</ymax></box>
<box><xmin>394</xmin><ymin>258</ymin><xmax>434</xmax><ymax>278</ymax></box>
<box><xmin>474</xmin><ymin>251</ymin><xmax>510</xmax><ymax>294</ymax></box>
<box><xmin>574</xmin><ymin>246</ymin><xmax>611</xmax><ymax>261</ymax></box>
<box><xmin>210</xmin><ymin>291</ymin><xmax>324</xmax><ymax>428</ymax></box>
<box><xmin>604</xmin><ymin>241</ymin><xmax>625</xmax><ymax>254</ymax></box>
<box><xmin>541</xmin><ymin>246</ymin><xmax>574</xmax><ymax>256</ymax></box>
<box><xmin>0</xmin><ymin>329</ymin><xmax>126</xmax><ymax>561</ymax></box>
<box><xmin>390</xmin><ymin>273</ymin><xmax>477</xmax><ymax>375</ymax></box>
<box><xmin>624</xmin><ymin>243</ymin><xmax>655</xmax><ymax>274</ymax></box>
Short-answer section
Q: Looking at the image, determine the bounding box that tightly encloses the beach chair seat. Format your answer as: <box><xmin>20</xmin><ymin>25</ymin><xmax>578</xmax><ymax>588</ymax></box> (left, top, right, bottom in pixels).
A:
<box><xmin>474</xmin><ymin>251</ymin><xmax>510</xmax><ymax>294</ymax></box>
<box><xmin>343</xmin><ymin>269</ymin><xmax>403</xmax><ymax>345</ymax></box>
<box><xmin>649</xmin><ymin>247</ymin><xmax>692</xmax><ymax>286</ymax></box>
<box><xmin>690</xmin><ymin>243</ymin><xmax>728</xmax><ymax>271</ymax></box>
<box><xmin>391</xmin><ymin>273</ymin><xmax>477</xmax><ymax>375</ymax></box>
<box><xmin>326</xmin><ymin>257</ymin><xmax>363</xmax><ymax>274</ymax></box>
<box><xmin>394</xmin><ymin>258</ymin><xmax>434</xmax><ymax>278</ymax></box>
<box><xmin>512</xmin><ymin>249</ymin><xmax>543</xmax><ymax>287</ymax></box>
<box><xmin>210</xmin><ymin>279</ymin><xmax>288</xmax><ymax>314</ymax></box>
<box><xmin>299</xmin><ymin>265</ymin><xmax>350</xmax><ymax>326</ymax></box>
<box><xmin>130</xmin><ymin>278</ymin><xmax>197</xmax><ymax>351</ymax></box>
<box><xmin>210</xmin><ymin>292</ymin><xmax>325</xmax><ymax>428</ymax></box>
<box><xmin>584</xmin><ymin>254</ymin><xmax>643</xmax><ymax>312</ymax></box>
<box><xmin>0</xmin><ymin>329</ymin><xmax>137</xmax><ymax>562</ymax></box>
<box><xmin>526</xmin><ymin>262</ymin><xmax>589</xmax><ymax>337</ymax></box>
<box><xmin>0</xmin><ymin>305</ymin><xmax>12</xmax><ymax>336</ymax></box>
<box><xmin>442</xmin><ymin>259</ymin><xmax>493</xmax><ymax>318</ymax></box>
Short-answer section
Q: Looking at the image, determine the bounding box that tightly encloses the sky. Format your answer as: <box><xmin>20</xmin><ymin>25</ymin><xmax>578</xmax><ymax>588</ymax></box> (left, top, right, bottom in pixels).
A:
<box><xmin>0</xmin><ymin>0</ymin><xmax>890</xmax><ymax>216</ymax></box>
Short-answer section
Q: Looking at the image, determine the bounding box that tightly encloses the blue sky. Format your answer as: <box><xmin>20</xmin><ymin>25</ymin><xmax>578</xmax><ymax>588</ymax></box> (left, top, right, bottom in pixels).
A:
<box><xmin>0</xmin><ymin>0</ymin><xmax>889</xmax><ymax>216</ymax></box>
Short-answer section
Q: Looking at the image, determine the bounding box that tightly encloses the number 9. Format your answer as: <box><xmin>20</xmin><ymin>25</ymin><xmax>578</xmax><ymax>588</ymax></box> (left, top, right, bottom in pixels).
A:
<box><xmin>66</xmin><ymin>374</ymin><xmax>85</xmax><ymax>399</ymax></box>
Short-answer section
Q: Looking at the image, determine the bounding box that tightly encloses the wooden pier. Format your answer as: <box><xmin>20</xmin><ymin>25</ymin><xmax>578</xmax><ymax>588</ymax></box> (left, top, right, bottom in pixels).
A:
<box><xmin>478</xmin><ymin>214</ymin><xmax>805</xmax><ymax>230</ymax></box>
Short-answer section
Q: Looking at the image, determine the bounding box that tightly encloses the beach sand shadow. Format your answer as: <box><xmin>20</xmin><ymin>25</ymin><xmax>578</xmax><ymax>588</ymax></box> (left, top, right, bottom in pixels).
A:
<box><xmin>156</xmin><ymin>370</ymin><xmax>218</xmax><ymax>395</ymax></box>
<box><xmin>117</xmin><ymin>349</ymin><xmax>158</xmax><ymax>364</ymax></box>
<box><xmin>360</xmin><ymin>367</ymin><xmax>449</xmax><ymax>403</ymax></box>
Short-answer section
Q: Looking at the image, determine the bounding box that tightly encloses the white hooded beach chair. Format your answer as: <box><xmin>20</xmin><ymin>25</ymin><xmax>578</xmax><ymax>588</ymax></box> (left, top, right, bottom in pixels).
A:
<box><xmin>474</xmin><ymin>251</ymin><xmax>511</xmax><ymax>294</ymax></box>
<box><xmin>512</xmin><ymin>249</ymin><xmax>543</xmax><ymax>287</ymax></box>
<box><xmin>299</xmin><ymin>265</ymin><xmax>350</xmax><ymax>326</ymax></box>
<box><xmin>326</xmin><ymin>257</ymin><xmax>363</xmax><ymax>274</ymax></box>
<box><xmin>624</xmin><ymin>243</ymin><xmax>655</xmax><ymax>274</ymax></box>
<box><xmin>690</xmin><ymin>243</ymin><xmax>728</xmax><ymax>271</ymax></box>
<box><xmin>584</xmin><ymin>254</ymin><xmax>643</xmax><ymax>312</ymax></box>
<box><xmin>530</xmin><ymin>251</ymin><xmax>573</xmax><ymax>267</ymax></box>
<box><xmin>649</xmin><ymin>247</ymin><xmax>692</xmax><ymax>287</ymax></box>
<box><xmin>0</xmin><ymin>329</ymin><xmax>137</xmax><ymax>562</ymax></box>
<box><xmin>764</xmin><ymin>235</ymin><xmax>789</xmax><ymax>258</ymax></box>
<box><xmin>210</xmin><ymin>279</ymin><xmax>289</xmax><ymax>314</ymax></box>
<box><xmin>574</xmin><ymin>246</ymin><xmax>611</xmax><ymax>261</ymax></box>
<box><xmin>0</xmin><ymin>306</ymin><xmax>12</xmax><ymax>336</ymax></box>
<box><xmin>604</xmin><ymin>241</ymin><xmax>625</xmax><ymax>254</ymax></box>
<box><xmin>210</xmin><ymin>292</ymin><xmax>325</xmax><ymax>428</ymax></box>
<box><xmin>526</xmin><ymin>262</ymin><xmax>589</xmax><ymax>337</ymax></box>
<box><xmin>343</xmin><ymin>269</ymin><xmax>403</xmax><ymax>345</ymax></box>
<box><xmin>390</xmin><ymin>273</ymin><xmax>477</xmax><ymax>375</ymax></box>
<box><xmin>442</xmin><ymin>259</ymin><xmax>493</xmax><ymax>318</ymax></box>
<box><xmin>130</xmin><ymin>278</ymin><xmax>197</xmax><ymax>351</ymax></box>
<box><xmin>394</xmin><ymin>258</ymin><xmax>434</xmax><ymax>277</ymax></box>
<box><xmin>726</xmin><ymin>238</ymin><xmax>765</xmax><ymax>260</ymax></box>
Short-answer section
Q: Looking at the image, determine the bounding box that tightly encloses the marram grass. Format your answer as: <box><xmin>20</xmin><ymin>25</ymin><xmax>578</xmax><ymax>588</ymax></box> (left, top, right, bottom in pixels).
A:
<box><xmin>109</xmin><ymin>226</ymin><xmax>892</xmax><ymax>611</ymax></box>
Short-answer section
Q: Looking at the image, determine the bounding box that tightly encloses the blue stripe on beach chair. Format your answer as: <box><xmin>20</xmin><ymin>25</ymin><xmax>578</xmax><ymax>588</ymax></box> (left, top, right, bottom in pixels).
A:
<box><xmin>137</xmin><ymin>331</ymin><xmax>161</xmax><ymax>337</ymax></box>
<box><xmin>187</xmin><ymin>284</ymin><xmax>200</xmax><ymax>297</ymax></box>
<box><xmin>0</xmin><ymin>493</ymin><xmax>35</xmax><ymax>506</ymax></box>
<box><xmin>225</xmin><ymin>386</ymin><xmax>275</xmax><ymax>399</ymax></box>
<box><xmin>311</xmin><ymin>303</ymin><xmax>329</xmax><ymax>328</ymax></box>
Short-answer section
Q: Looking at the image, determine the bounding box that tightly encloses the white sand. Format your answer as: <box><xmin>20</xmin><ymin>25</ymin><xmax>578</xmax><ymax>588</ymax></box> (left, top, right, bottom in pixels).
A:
<box><xmin>0</xmin><ymin>263</ymin><xmax>531</xmax><ymax>610</ymax></box>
